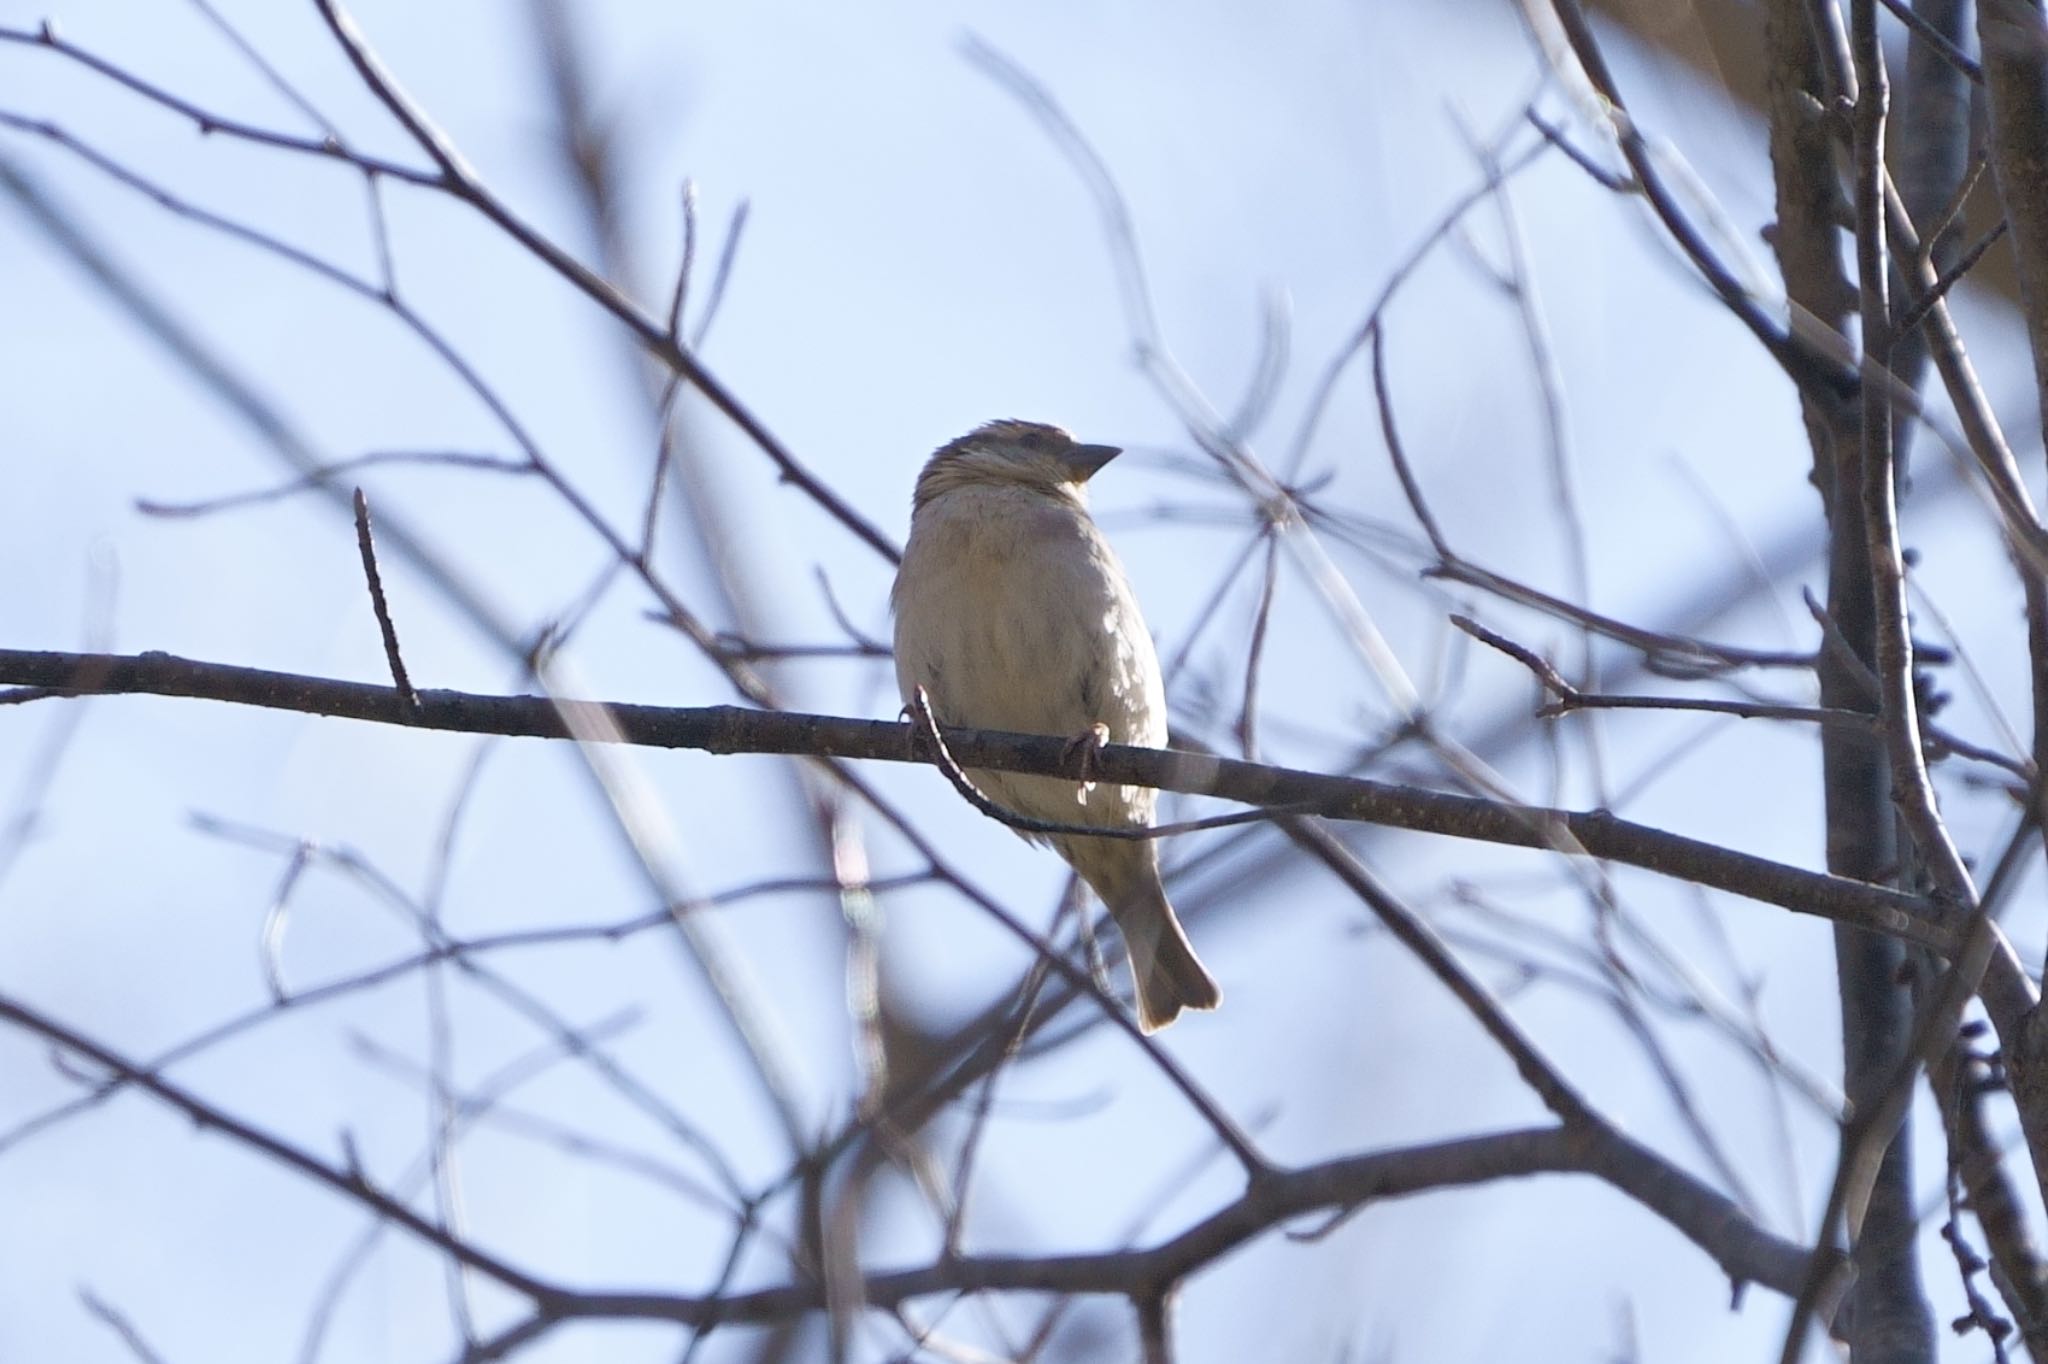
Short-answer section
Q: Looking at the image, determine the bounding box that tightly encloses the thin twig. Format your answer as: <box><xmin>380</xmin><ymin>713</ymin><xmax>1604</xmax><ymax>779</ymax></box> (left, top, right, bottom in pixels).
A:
<box><xmin>353</xmin><ymin>488</ymin><xmax>417</xmax><ymax>709</ymax></box>
<box><xmin>0</xmin><ymin>993</ymin><xmax>560</xmax><ymax>1300</ymax></box>
<box><xmin>135</xmin><ymin>451</ymin><xmax>532</xmax><ymax>518</ymax></box>
<box><xmin>667</xmin><ymin>178</ymin><xmax>698</xmax><ymax>340</ymax></box>
<box><xmin>689</xmin><ymin>198</ymin><xmax>749</xmax><ymax>351</ymax></box>
<box><xmin>1895</xmin><ymin>218</ymin><xmax>2010</xmax><ymax>338</ymax></box>
<box><xmin>78</xmin><ymin>1289</ymin><xmax>170</xmax><ymax>1364</ymax></box>
<box><xmin>1451</xmin><ymin>614</ymin><xmax>1579</xmax><ymax>700</ymax></box>
<box><xmin>1236</xmin><ymin>532</ymin><xmax>1282</xmax><ymax>761</ymax></box>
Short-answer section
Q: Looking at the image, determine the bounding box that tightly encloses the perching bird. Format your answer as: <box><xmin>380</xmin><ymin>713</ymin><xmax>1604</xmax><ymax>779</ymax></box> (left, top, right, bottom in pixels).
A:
<box><xmin>891</xmin><ymin>419</ymin><xmax>1221</xmax><ymax>1032</ymax></box>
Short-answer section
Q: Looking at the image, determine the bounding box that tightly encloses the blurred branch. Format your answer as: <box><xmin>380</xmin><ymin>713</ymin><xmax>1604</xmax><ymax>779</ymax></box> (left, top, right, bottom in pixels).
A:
<box><xmin>1453</xmin><ymin>612</ymin><xmax>2030</xmax><ymax>781</ymax></box>
<box><xmin>1282</xmin><ymin>818</ymin><xmax>1598</xmax><ymax>1127</ymax></box>
<box><xmin>0</xmin><ymin>865</ymin><xmax>930</xmax><ymax>1172</ymax></box>
<box><xmin>0</xmin><ymin>647</ymin><xmax>1952</xmax><ymax>951</ymax></box>
<box><xmin>307</xmin><ymin>0</ymin><xmax>900</xmax><ymax>563</ymax></box>
<box><xmin>0</xmin><ymin>22</ymin><xmax>441</xmax><ymax>185</ymax></box>
<box><xmin>1978</xmin><ymin>0</ymin><xmax>2048</xmax><ymax>447</ymax></box>
<box><xmin>1934</xmin><ymin>1031</ymin><xmax>2048</xmax><ymax>1358</ymax></box>
<box><xmin>0</xmin><ymin>14</ymin><xmax>898</xmax><ymax>563</ymax></box>
<box><xmin>0</xmin><ymin>993</ymin><xmax>558</xmax><ymax>1302</ymax></box>
<box><xmin>1969</xmin><ymin>0</ymin><xmax>2048</xmax><ymax>1285</ymax></box>
<box><xmin>77</xmin><ymin>1290</ymin><xmax>169</xmax><ymax>1364</ymax></box>
<box><xmin>521</xmin><ymin>5</ymin><xmax>862</xmax><ymax>1296</ymax></box>
<box><xmin>0</xmin><ymin>987</ymin><xmax>1827</xmax><ymax>1352</ymax></box>
<box><xmin>460</xmin><ymin>1123</ymin><xmax>1820</xmax><ymax>1354</ymax></box>
<box><xmin>1373</xmin><ymin>327</ymin><xmax>1815</xmax><ymax>680</ymax></box>
<box><xmin>1539</xmin><ymin>0</ymin><xmax>1858</xmax><ymax>402</ymax></box>
<box><xmin>0</xmin><ymin>89</ymin><xmax>823</xmax><ymax>1167</ymax></box>
<box><xmin>1888</xmin><ymin>0</ymin><xmax>1973</xmax><ymax>483</ymax></box>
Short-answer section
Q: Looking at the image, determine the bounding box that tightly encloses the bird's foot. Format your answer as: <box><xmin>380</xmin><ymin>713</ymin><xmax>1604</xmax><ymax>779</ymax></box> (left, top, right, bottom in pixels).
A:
<box><xmin>903</xmin><ymin>686</ymin><xmax>941</xmax><ymax>757</ymax></box>
<box><xmin>1062</xmin><ymin>722</ymin><xmax>1110</xmax><ymax>806</ymax></box>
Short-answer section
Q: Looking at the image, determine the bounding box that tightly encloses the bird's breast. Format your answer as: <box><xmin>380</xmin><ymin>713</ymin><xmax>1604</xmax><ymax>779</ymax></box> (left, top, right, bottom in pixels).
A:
<box><xmin>893</xmin><ymin>488</ymin><xmax>1166</xmax><ymax>749</ymax></box>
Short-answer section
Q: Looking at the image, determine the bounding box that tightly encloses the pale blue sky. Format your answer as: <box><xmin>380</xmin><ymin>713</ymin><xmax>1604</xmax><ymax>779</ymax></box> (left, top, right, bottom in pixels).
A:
<box><xmin>4</xmin><ymin>3</ymin><xmax>2041</xmax><ymax>1361</ymax></box>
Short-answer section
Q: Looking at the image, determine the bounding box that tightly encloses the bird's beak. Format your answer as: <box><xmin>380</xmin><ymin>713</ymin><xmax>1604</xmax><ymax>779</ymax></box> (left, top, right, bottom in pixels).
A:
<box><xmin>1060</xmin><ymin>442</ymin><xmax>1124</xmax><ymax>481</ymax></box>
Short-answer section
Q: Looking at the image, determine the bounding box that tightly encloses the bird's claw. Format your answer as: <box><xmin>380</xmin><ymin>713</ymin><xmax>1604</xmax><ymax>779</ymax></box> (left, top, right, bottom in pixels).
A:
<box><xmin>1063</xmin><ymin>722</ymin><xmax>1110</xmax><ymax>806</ymax></box>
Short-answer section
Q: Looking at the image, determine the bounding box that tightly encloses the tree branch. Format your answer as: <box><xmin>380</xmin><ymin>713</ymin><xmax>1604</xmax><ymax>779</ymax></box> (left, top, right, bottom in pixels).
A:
<box><xmin>463</xmin><ymin>1124</ymin><xmax>1821</xmax><ymax>1354</ymax></box>
<box><xmin>0</xmin><ymin>647</ymin><xmax>1951</xmax><ymax>952</ymax></box>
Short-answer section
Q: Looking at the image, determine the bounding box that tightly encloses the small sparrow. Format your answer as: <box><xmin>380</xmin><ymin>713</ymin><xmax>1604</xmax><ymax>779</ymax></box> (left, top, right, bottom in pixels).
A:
<box><xmin>892</xmin><ymin>419</ymin><xmax>1221</xmax><ymax>1032</ymax></box>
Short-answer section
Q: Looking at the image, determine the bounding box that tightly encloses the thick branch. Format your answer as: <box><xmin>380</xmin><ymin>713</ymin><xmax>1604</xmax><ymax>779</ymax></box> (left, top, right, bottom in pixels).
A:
<box><xmin>1836</xmin><ymin>4</ymin><xmax>1940</xmax><ymax>1360</ymax></box>
<box><xmin>0</xmin><ymin>648</ymin><xmax>1948</xmax><ymax>950</ymax></box>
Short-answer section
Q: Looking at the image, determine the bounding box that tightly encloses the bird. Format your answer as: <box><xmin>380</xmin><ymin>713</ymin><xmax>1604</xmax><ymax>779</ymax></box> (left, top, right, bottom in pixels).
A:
<box><xmin>891</xmin><ymin>418</ymin><xmax>1221</xmax><ymax>1032</ymax></box>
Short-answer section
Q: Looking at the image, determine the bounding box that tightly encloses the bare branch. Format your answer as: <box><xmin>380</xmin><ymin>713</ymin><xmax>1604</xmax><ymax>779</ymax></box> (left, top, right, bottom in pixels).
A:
<box><xmin>352</xmin><ymin>489</ymin><xmax>418</xmax><ymax>710</ymax></box>
<box><xmin>449</xmin><ymin>1125</ymin><xmax>1821</xmax><ymax>1348</ymax></box>
<box><xmin>0</xmin><ymin>648</ymin><xmax>1953</xmax><ymax>950</ymax></box>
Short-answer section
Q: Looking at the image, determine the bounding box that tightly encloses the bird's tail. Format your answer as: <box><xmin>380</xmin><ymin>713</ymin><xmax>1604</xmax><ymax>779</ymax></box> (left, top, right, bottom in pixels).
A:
<box><xmin>1117</xmin><ymin>883</ymin><xmax>1222</xmax><ymax>1034</ymax></box>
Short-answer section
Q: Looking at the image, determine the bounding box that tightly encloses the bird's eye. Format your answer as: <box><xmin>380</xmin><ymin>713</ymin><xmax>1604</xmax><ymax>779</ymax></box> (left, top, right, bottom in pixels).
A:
<box><xmin>1020</xmin><ymin>430</ymin><xmax>1047</xmax><ymax>451</ymax></box>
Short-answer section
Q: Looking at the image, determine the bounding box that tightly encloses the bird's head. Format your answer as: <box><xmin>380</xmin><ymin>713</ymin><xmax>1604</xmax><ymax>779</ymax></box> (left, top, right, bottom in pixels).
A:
<box><xmin>912</xmin><ymin>419</ymin><xmax>1123</xmax><ymax>512</ymax></box>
